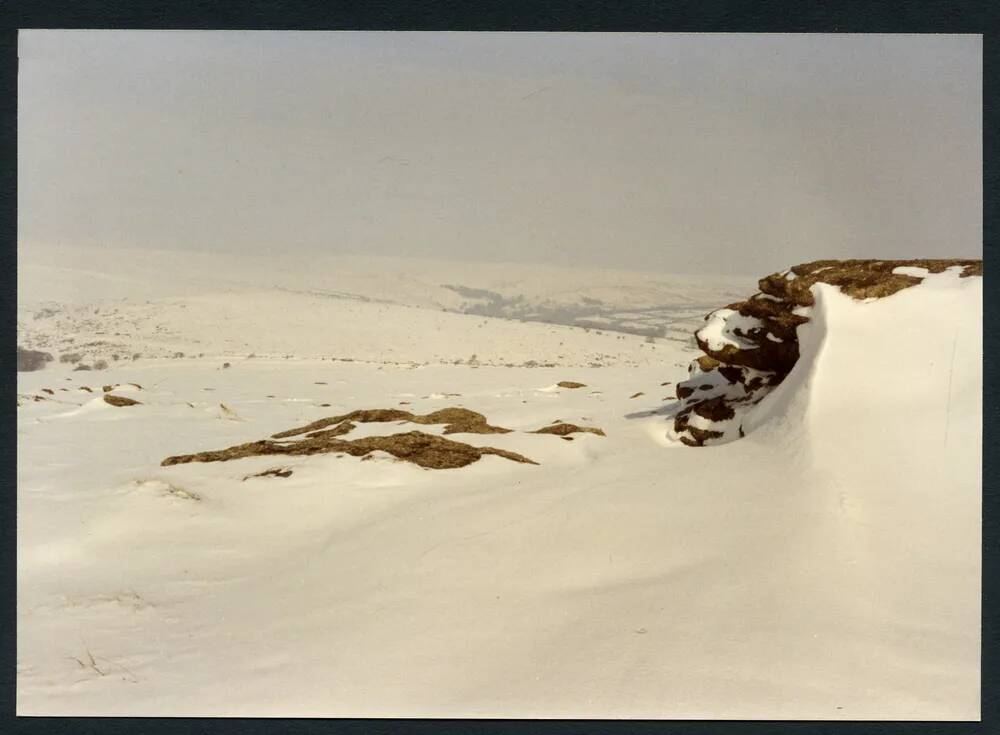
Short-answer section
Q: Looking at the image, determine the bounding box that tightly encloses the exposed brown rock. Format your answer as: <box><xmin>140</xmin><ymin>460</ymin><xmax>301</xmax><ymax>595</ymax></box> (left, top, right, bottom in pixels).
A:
<box><xmin>679</xmin><ymin>426</ymin><xmax>725</xmax><ymax>447</ymax></box>
<box><xmin>758</xmin><ymin>259</ymin><xmax>982</xmax><ymax>308</ymax></box>
<box><xmin>692</xmin><ymin>397</ymin><xmax>736</xmax><ymax>422</ymax></box>
<box><xmin>272</xmin><ymin>407</ymin><xmax>510</xmax><ymax>439</ymax></box>
<box><xmin>104</xmin><ymin>394</ymin><xmax>141</xmax><ymax>407</ymax></box>
<box><xmin>243</xmin><ymin>468</ymin><xmax>293</xmax><ymax>480</ymax></box>
<box><xmin>531</xmin><ymin>423</ymin><xmax>606</xmax><ymax>437</ymax></box>
<box><xmin>163</xmin><ymin>430</ymin><xmax>537</xmax><ymax>470</ymax></box>
<box><xmin>717</xmin><ymin>366</ymin><xmax>745</xmax><ymax>385</ymax></box>
<box><xmin>556</xmin><ymin>381</ymin><xmax>587</xmax><ymax>389</ymax></box>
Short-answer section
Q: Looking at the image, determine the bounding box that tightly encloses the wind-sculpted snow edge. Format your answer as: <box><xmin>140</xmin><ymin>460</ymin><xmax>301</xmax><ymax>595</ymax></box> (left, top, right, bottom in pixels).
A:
<box><xmin>670</xmin><ymin>259</ymin><xmax>982</xmax><ymax>447</ymax></box>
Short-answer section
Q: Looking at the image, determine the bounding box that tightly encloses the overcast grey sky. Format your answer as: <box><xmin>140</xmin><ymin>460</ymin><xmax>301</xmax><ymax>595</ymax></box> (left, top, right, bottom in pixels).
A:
<box><xmin>18</xmin><ymin>31</ymin><xmax>981</xmax><ymax>276</ymax></box>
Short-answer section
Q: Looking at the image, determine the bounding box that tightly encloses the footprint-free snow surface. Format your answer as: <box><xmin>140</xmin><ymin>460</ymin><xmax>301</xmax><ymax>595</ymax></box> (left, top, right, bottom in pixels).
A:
<box><xmin>17</xmin><ymin>249</ymin><xmax>981</xmax><ymax>718</ymax></box>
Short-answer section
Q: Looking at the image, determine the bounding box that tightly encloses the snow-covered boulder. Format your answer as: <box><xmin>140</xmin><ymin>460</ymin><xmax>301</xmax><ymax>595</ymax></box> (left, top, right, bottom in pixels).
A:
<box><xmin>671</xmin><ymin>258</ymin><xmax>982</xmax><ymax>446</ymax></box>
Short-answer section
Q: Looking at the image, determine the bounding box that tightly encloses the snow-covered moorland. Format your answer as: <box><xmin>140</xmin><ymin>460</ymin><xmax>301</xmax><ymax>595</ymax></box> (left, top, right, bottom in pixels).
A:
<box><xmin>16</xmin><ymin>248</ymin><xmax>981</xmax><ymax>719</ymax></box>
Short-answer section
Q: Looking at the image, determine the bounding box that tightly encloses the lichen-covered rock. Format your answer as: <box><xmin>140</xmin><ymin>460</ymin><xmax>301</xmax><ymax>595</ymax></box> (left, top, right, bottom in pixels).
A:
<box><xmin>672</xmin><ymin>258</ymin><xmax>982</xmax><ymax>447</ymax></box>
<box><xmin>758</xmin><ymin>259</ymin><xmax>981</xmax><ymax>308</ymax></box>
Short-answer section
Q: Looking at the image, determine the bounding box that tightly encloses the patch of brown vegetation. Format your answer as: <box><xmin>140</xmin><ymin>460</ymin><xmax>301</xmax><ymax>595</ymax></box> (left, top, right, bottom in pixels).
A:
<box><xmin>163</xmin><ymin>430</ymin><xmax>537</xmax><ymax>470</ymax></box>
<box><xmin>243</xmin><ymin>468</ymin><xmax>293</xmax><ymax>480</ymax></box>
<box><xmin>556</xmin><ymin>381</ymin><xmax>587</xmax><ymax>389</ymax></box>
<box><xmin>272</xmin><ymin>407</ymin><xmax>511</xmax><ymax>439</ymax></box>
<box><xmin>17</xmin><ymin>393</ymin><xmax>50</xmax><ymax>405</ymax></box>
<box><xmin>303</xmin><ymin>422</ymin><xmax>357</xmax><ymax>439</ymax></box>
<box><xmin>104</xmin><ymin>394</ymin><xmax>142</xmax><ymax>407</ymax></box>
<box><xmin>629</xmin><ymin>392</ymin><xmax>644</xmax><ymax>399</ymax></box>
<box><xmin>532</xmin><ymin>423</ymin><xmax>606</xmax><ymax>437</ymax></box>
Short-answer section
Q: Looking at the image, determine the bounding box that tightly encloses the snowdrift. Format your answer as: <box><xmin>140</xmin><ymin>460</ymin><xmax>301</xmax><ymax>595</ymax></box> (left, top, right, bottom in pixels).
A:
<box><xmin>669</xmin><ymin>259</ymin><xmax>982</xmax><ymax>446</ymax></box>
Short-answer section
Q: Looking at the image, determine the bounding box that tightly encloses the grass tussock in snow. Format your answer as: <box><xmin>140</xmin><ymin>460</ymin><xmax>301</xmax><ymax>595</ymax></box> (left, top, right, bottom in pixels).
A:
<box><xmin>531</xmin><ymin>422</ymin><xmax>606</xmax><ymax>437</ymax></box>
<box><xmin>161</xmin><ymin>429</ymin><xmax>537</xmax><ymax>470</ymax></box>
<box><xmin>242</xmin><ymin>467</ymin><xmax>294</xmax><ymax>481</ymax></box>
<box><xmin>102</xmin><ymin>394</ymin><xmax>141</xmax><ymax>407</ymax></box>
<box><xmin>556</xmin><ymin>381</ymin><xmax>587</xmax><ymax>389</ymax></box>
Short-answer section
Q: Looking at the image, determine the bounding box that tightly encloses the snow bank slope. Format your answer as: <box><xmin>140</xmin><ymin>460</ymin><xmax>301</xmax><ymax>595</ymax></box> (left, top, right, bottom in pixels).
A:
<box><xmin>747</xmin><ymin>266</ymin><xmax>982</xmax><ymax>450</ymax></box>
<box><xmin>672</xmin><ymin>260</ymin><xmax>981</xmax><ymax>445</ymax></box>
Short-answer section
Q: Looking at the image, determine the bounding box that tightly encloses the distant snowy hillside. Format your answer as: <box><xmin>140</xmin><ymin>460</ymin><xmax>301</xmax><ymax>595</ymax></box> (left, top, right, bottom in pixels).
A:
<box><xmin>17</xmin><ymin>244</ymin><xmax>750</xmax><ymax>357</ymax></box>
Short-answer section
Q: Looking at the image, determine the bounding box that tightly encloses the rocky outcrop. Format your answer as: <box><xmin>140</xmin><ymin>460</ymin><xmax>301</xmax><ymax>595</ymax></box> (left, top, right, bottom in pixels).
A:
<box><xmin>271</xmin><ymin>407</ymin><xmax>511</xmax><ymax>439</ymax></box>
<box><xmin>163</xmin><ymin>430</ymin><xmax>537</xmax><ymax>470</ymax></box>
<box><xmin>672</xmin><ymin>259</ymin><xmax>982</xmax><ymax>447</ymax></box>
<box><xmin>161</xmin><ymin>405</ymin><xmax>607</xmax><ymax>471</ymax></box>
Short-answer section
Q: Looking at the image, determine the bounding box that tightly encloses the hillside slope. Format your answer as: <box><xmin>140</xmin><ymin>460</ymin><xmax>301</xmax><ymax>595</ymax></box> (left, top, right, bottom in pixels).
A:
<box><xmin>16</xmin><ymin>260</ymin><xmax>981</xmax><ymax>718</ymax></box>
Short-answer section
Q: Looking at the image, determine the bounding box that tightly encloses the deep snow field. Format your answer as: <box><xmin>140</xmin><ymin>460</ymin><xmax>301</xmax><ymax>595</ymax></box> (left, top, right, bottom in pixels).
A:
<box><xmin>16</xmin><ymin>247</ymin><xmax>981</xmax><ymax>719</ymax></box>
